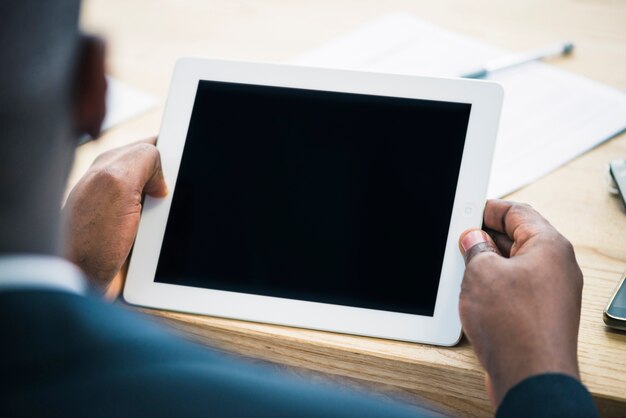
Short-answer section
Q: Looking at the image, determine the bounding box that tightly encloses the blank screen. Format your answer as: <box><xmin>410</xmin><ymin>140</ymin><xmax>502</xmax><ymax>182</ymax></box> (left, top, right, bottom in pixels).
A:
<box><xmin>154</xmin><ymin>80</ymin><xmax>471</xmax><ymax>316</ymax></box>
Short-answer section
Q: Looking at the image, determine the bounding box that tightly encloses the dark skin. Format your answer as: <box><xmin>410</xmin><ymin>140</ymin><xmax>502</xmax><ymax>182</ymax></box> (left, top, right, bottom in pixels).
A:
<box><xmin>458</xmin><ymin>202</ymin><xmax>582</xmax><ymax>406</ymax></box>
<box><xmin>64</xmin><ymin>138</ymin><xmax>167</xmax><ymax>293</ymax></box>
<box><xmin>74</xmin><ymin>35</ymin><xmax>108</xmax><ymax>139</ymax></box>
<box><xmin>64</xmin><ymin>36</ymin><xmax>584</xmax><ymax>411</ymax></box>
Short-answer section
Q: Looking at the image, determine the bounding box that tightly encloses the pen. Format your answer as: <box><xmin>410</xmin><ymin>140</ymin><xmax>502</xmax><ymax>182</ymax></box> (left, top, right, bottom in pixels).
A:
<box><xmin>460</xmin><ymin>41</ymin><xmax>574</xmax><ymax>79</ymax></box>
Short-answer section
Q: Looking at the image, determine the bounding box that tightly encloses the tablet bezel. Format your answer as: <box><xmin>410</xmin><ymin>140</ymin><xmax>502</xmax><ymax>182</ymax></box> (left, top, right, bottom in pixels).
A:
<box><xmin>124</xmin><ymin>58</ymin><xmax>502</xmax><ymax>346</ymax></box>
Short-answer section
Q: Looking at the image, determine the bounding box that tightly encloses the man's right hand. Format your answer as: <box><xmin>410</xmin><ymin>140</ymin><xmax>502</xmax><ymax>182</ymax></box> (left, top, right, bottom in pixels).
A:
<box><xmin>458</xmin><ymin>200</ymin><xmax>583</xmax><ymax>408</ymax></box>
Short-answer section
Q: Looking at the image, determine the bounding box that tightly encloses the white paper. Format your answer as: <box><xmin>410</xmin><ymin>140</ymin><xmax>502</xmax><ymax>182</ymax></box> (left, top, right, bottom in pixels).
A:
<box><xmin>102</xmin><ymin>76</ymin><xmax>158</xmax><ymax>132</ymax></box>
<box><xmin>291</xmin><ymin>13</ymin><xmax>626</xmax><ymax>197</ymax></box>
<box><xmin>78</xmin><ymin>77</ymin><xmax>157</xmax><ymax>145</ymax></box>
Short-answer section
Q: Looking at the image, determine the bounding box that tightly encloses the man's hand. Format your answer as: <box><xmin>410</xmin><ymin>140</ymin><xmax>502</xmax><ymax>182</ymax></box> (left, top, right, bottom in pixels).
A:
<box><xmin>64</xmin><ymin>139</ymin><xmax>167</xmax><ymax>295</ymax></box>
<box><xmin>458</xmin><ymin>200</ymin><xmax>583</xmax><ymax>408</ymax></box>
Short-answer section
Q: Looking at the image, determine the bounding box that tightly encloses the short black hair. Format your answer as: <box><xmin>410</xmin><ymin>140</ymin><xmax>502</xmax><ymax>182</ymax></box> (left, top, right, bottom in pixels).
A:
<box><xmin>0</xmin><ymin>0</ymin><xmax>81</xmax><ymax>116</ymax></box>
<box><xmin>0</xmin><ymin>1</ymin><xmax>82</xmax><ymax>252</ymax></box>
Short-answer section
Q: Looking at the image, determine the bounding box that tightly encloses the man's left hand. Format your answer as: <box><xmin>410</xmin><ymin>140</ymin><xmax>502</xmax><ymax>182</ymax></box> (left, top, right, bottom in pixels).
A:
<box><xmin>64</xmin><ymin>138</ymin><xmax>167</xmax><ymax>296</ymax></box>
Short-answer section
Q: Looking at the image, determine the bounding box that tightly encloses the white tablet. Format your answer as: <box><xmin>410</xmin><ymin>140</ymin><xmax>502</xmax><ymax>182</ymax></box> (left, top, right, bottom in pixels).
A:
<box><xmin>124</xmin><ymin>58</ymin><xmax>502</xmax><ymax>346</ymax></box>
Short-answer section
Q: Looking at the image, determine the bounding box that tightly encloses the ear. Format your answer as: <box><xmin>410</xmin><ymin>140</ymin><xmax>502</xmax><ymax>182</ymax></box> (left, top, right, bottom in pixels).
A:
<box><xmin>73</xmin><ymin>35</ymin><xmax>107</xmax><ymax>139</ymax></box>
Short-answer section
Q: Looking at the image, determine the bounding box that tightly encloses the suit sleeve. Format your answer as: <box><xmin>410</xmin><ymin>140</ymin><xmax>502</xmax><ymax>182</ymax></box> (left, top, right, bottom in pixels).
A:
<box><xmin>496</xmin><ymin>373</ymin><xmax>600</xmax><ymax>418</ymax></box>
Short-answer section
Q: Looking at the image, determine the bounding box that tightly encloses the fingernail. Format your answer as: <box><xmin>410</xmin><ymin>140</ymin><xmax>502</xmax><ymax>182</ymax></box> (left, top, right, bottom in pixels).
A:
<box><xmin>461</xmin><ymin>230</ymin><xmax>486</xmax><ymax>252</ymax></box>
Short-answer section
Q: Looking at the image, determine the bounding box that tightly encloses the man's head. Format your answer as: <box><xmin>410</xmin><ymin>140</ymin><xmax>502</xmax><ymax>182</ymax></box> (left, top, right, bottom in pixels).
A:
<box><xmin>0</xmin><ymin>1</ymin><xmax>106</xmax><ymax>254</ymax></box>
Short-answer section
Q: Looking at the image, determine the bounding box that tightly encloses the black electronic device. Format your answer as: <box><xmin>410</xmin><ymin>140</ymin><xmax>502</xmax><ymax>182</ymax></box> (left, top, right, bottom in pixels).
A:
<box><xmin>609</xmin><ymin>159</ymin><xmax>626</xmax><ymax>210</ymax></box>
<box><xmin>603</xmin><ymin>271</ymin><xmax>626</xmax><ymax>331</ymax></box>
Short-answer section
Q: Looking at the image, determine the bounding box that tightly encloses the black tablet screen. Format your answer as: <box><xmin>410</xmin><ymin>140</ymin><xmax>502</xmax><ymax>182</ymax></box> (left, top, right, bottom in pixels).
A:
<box><xmin>154</xmin><ymin>80</ymin><xmax>471</xmax><ymax>316</ymax></box>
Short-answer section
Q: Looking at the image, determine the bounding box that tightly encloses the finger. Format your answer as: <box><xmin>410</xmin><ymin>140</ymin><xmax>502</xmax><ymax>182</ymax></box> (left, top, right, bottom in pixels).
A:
<box><xmin>485</xmin><ymin>228</ymin><xmax>513</xmax><ymax>257</ymax></box>
<box><xmin>483</xmin><ymin>200</ymin><xmax>551</xmax><ymax>246</ymax></box>
<box><xmin>485</xmin><ymin>373</ymin><xmax>497</xmax><ymax>408</ymax></box>
<box><xmin>459</xmin><ymin>229</ymin><xmax>501</xmax><ymax>266</ymax></box>
<box><xmin>136</xmin><ymin>136</ymin><xmax>157</xmax><ymax>146</ymax></box>
<box><xmin>91</xmin><ymin>136</ymin><xmax>156</xmax><ymax>166</ymax></box>
<box><xmin>124</xmin><ymin>143</ymin><xmax>168</xmax><ymax>198</ymax></box>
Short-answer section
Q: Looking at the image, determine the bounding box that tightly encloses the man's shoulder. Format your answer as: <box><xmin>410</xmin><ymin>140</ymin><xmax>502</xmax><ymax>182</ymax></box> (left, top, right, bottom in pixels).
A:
<box><xmin>0</xmin><ymin>289</ymin><xmax>424</xmax><ymax>418</ymax></box>
<box><xmin>0</xmin><ymin>289</ymin><xmax>212</xmax><ymax>368</ymax></box>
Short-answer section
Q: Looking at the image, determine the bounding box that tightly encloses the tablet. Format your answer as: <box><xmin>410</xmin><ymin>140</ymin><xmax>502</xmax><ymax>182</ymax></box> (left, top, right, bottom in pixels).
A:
<box><xmin>124</xmin><ymin>58</ymin><xmax>502</xmax><ymax>346</ymax></box>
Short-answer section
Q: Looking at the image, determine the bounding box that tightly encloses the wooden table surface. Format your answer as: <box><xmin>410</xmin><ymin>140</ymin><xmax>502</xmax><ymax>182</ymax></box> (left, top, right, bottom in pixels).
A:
<box><xmin>74</xmin><ymin>1</ymin><xmax>626</xmax><ymax>416</ymax></box>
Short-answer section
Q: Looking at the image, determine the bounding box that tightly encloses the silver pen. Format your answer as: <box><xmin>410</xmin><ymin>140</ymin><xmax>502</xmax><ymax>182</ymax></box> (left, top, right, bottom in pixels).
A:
<box><xmin>460</xmin><ymin>41</ymin><xmax>574</xmax><ymax>79</ymax></box>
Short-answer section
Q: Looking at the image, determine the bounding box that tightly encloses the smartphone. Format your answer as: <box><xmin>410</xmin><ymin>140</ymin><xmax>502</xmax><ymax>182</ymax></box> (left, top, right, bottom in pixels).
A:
<box><xmin>609</xmin><ymin>159</ymin><xmax>626</xmax><ymax>209</ymax></box>
<box><xmin>603</xmin><ymin>272</ymin><xmax>626</xmax><ymax>331</ymax></box>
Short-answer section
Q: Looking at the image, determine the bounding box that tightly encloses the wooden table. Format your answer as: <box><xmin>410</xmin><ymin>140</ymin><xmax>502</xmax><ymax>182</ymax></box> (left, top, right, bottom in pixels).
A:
<box><xmin>74</xmin><ymin>1</ymin><xmax>626</xmax><ymax>416</ymax></box>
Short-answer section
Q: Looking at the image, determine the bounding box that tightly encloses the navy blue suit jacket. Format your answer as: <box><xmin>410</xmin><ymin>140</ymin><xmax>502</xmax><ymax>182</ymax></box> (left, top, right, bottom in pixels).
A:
<box><xmin>0</xmin><ymin>290</ymin><xmax>599</xmax><ymax>417</ymax></box>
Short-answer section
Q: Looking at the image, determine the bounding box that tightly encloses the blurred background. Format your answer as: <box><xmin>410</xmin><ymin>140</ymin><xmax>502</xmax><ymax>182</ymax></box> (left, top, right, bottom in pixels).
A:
<box><xmin>73</xmin><ymin>0</ymin><xmax>626</xmax><ymax>253</ymax></box>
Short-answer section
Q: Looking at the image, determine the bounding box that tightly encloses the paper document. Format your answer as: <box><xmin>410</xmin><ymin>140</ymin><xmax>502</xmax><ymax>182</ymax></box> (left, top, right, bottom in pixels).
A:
<box><xmin>102</xmin><ymin>76</ymin><xmax>158</xmax><ymax>132</ymax></box>
<box><xmin>79</xmin><ymin>77</ymin><xmax>158</xmax><ymax>144</ymax></box>
<box><xmin>291</xmin><ymin>13</ymin><xmax>626</xmax><ymax>197</ymax></box>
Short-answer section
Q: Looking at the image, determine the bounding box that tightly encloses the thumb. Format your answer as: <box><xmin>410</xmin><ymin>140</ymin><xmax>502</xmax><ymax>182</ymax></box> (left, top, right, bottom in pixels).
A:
<box><xmin>127</xmin><ymin>141</ymin><xmax>168</xmax><ymax>198</ymax></box>
<box><xmin>143</xmin><ymin>156</ymin><xmax>168</xmax><ymax>198</ymax></box>
<box><xmin>459</xmin><ymin>229</ymin><xmax>501</xmax><ymax>266</ymax></box>
<box><xmin>137</xmin><ymin>137</ymin><xmax>168</xmax><ymax>198</ymax></box>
